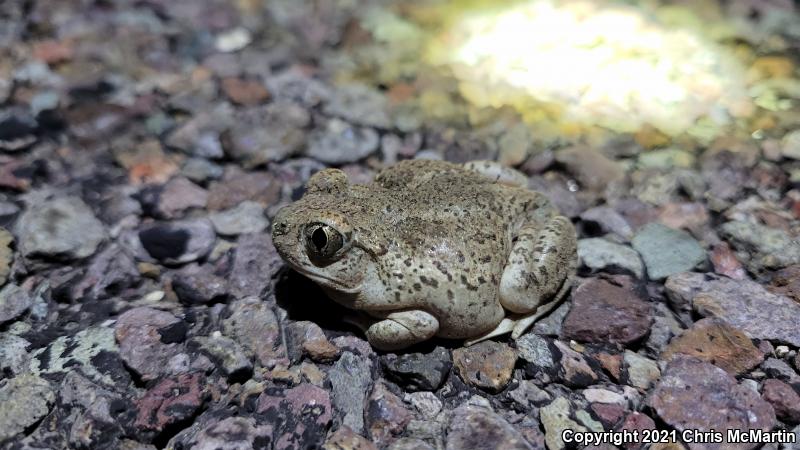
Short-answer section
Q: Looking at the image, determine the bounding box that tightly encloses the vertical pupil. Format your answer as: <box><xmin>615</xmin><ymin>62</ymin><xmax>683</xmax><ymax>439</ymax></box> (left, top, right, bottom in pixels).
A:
<box><xmin>311</xmin><ymin>228</ymin><xmax>327</xmax><ymax>250</ymax></box>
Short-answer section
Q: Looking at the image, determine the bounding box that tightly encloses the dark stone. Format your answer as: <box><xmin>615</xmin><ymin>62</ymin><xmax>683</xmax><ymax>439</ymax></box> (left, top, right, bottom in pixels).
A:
<box><xmin>381</xmin><ymin>346</ymin><xmax>452</xmax><ymax>392</ymax></box>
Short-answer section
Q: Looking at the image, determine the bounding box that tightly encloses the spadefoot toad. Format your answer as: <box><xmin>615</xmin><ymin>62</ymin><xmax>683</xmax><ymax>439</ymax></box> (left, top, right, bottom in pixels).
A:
<box><xmin>271</xmin><ymin>159</ymin><xmax>577</xmax><ymax>350</ymax></box>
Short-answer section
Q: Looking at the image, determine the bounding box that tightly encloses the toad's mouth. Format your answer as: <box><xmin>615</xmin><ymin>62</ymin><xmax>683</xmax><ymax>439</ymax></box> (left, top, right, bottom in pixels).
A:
<box><xmin>288</xmin><ymin>263</ymin><xmax>362</xmax><ymax>295</ymax></box>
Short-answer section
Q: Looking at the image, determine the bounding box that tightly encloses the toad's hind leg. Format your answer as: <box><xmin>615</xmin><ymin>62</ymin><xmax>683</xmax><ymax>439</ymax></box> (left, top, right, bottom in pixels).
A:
<box><xmin>463</xmin><ymin>280</ymin><xmax>570</xmax><ymax>346</ymax></box>
<box><xmin>499</xmin><ymin>215</ymin><xmax>577</xmax><ymax>337</ymax></box>
<box><xmin>365</xmin><ymin>310</ymin><xmax>439</xmax><ymax>351</ymax></box>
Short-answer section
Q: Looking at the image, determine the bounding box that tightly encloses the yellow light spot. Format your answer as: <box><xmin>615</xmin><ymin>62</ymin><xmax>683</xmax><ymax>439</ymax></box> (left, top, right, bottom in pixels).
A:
<box><xmin>426</xmin><ymin>0</ymin><xmax>752</xmax><ymax>137</ymax></box>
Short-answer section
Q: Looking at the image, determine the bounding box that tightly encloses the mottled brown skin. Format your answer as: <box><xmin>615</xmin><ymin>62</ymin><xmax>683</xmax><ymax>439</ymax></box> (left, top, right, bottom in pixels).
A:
<box><xmin>271</xmin><ymin>159</ymin><xmax>577</xmax><ymax>350</ymax></box>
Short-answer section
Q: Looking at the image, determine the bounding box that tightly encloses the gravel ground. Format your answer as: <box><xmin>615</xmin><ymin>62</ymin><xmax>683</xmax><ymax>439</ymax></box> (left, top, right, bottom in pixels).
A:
<box><xmin>1</xmin><ymin>1</ymin><xmax>800</xmax><ymax>449</ymax></box>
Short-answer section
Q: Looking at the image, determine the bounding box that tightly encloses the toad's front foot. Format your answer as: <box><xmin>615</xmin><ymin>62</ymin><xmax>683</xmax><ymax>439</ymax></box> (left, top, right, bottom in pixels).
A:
<box><xmin>366</xmin><ymin>310</ymin><xmax>439</xmax><ymax>351</ymax></box>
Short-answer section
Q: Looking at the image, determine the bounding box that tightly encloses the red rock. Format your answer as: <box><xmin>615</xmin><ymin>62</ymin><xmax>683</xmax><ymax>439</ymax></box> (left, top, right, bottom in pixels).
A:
<box><xmin>562</xmin><ymin>277</ymin><xmax>652</xmax><ymax>345</ymax></box>
<box><xmin>206</xmin><ymin>168</ymin><xmax>281</xmax><ymax>211</ymax></box>
<box><xmin>33</xmin><ymin>39</ymin><xmax>74</xmax><ymax>64</ymax></box>
<box><xmin>648</xmin><ymin>357</ymin><xmax>776</xmax><ymax>450</ymax></box>
<box><xmin>617</xmin><ymin>413</ymin><xmax>656</xmax><ymax>450</ymax></box>
<box><xmin>221</xmin><ymin>77</ymin><xmax>270</xmax><ymax>105</ymax></box>
<box><xmin>768</xmin><ymin>264</ymin><xmax>800</xmax><ymax>301</ymax></box>
<box><xmin>660</xmin><ymin>317</ymin><xmax>764</xmax><ymax>376</ymax></box>
<box><xmin>134</xmin><ymin>373</ymin><xmax>206</xmax><ymax>432</ymax></box>
<box><xmin>595</xmin><ymin>352</ymin><xmax>622</xmax><ymax>381</ymax></box>
<box><xmin>710</xmin><ymin>242</ymin><xmax>747</xmax><ymax>280</ymax></box>
<box><xmin>761</xmin><ymin>379</ymin><xmax>800</xmax><ymax>424</ymax></box>
<box><xmin>591</xmin><ymin>403</ymin><xmax>626</xmax><ymax>428</ymax></box>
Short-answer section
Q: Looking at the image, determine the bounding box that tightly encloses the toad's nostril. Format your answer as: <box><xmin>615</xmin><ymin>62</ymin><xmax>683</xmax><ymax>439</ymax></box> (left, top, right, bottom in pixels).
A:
<box><xmin>272</xmin><ymin>221</ymin><xmax>288</xmax><ymax>235</ymax></box>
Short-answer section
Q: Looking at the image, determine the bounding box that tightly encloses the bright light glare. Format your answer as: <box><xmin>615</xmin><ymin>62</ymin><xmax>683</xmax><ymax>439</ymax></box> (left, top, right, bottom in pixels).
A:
<box><xmin>428</xmin><ymin>0</ymin><xmax>752</xmax><ymax>136</ymax></box>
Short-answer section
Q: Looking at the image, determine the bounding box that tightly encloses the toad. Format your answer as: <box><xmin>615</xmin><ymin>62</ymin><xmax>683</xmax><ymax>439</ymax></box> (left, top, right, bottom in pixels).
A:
<box><xmin>271</xmin><ymin>159</ymin><xmax>577</xmax><ymax>350</ymax></box>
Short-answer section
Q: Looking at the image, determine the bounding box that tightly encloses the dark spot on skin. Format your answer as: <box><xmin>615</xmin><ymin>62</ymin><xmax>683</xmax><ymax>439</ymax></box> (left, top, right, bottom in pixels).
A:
<box><xmin>419</xmin><ymin>276</ymin><xmax>438</xmax><ymax>288</ymax></box>
<box><xmin>413</xmin><ymin>283</ymin><xmax>421</xmax><ymax>291</ymax></box>
<box><xmin>447</xmin><ymin>290</ymin><xmax>454</xmax><ymax>300</ymax></box>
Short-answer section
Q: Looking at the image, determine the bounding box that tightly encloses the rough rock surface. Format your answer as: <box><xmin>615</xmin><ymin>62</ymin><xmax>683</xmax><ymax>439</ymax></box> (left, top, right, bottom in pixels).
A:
<box><xmin>0</xmin><ymin>374</ymin><xmax>55</xmax><ymax>443</ymax></box>
<box><xmin>632</xmin><ymin>223</ymin><xmax>706</xmax><ymax>280</ymax></box>
<box><xmin>660</xmin><ymin>317</ymin><xmax>764</xmax><ymax>375</ymax></box>
<box><xmin>561</xmin><ymin>277</ymin><xmax>652</xmax><ymax>345</ymax></box>
<box><xmin>3</xmin><ymin>2</ymin><xmax>800</xmax><ymax>448</ymax></box>
<box><xmin>446</xmin><ymin>404</ymin><xmax>535</xmax><ymax>450</ymax></box>
<box><xmin>648</xmin><ymin>357</ymin><xmax>776</xmax><ymax>450</ymax></box>
<box><xmin>16</xmin><ymin>196</ymin><xmax>106</xmax><ymax>260</ymax></box>
<box><xmin>666</xmin><ymin>272</ymin><xmax>800</xmax><ymax>346</ymax></box>
<box><xmin>453</xmin><ymin>341</ymin><xmax>517</xmax><ymax>393</ymax></box>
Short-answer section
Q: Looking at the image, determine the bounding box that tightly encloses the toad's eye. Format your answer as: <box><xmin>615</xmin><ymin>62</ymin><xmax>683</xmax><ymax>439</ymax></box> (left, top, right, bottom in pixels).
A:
<box><xmin>304</xmin><ymin>223</ymin><xmax>344</xmax><ymax>260</ymax></box>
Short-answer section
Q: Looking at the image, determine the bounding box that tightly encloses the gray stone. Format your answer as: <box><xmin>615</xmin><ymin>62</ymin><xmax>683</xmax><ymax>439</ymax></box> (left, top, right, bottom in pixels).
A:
<box><xmin>623</xmin><ymin>350</ymin><xmax>660</xmax><ymax>390</ymax></box>
<box><xmin>324</xmin><ymin>83</ymin><xmax>392</xmax><ymax>129</ymax></box>
<box><xmin>644</xmin><ymin>303</ymin><xmax>684</xmax><ymax>355</ymax></box>
<box><xmin>16</xmin><ymin>196</ymin><xmax>106</xmax><ymax>260</ymax></box>
<box><xmin>221</xmin><ymin>296</ymin><xmax>285</xmax><ymax>368</ymax></box>
<box><xmin>165</xmin><ymin>103</ymin><xmax>232</xmax><ymax>158</ymax></box>
<box><xmin>404</xmin><ymin>392</ymin><xmax>442</xmax><ymax>419</ymax></box>
<box><xmin>307</xmin><ymin>118</ymin><xmax>379</xmax><ymax>164</ymax></box>
<box><xmin>446</xmin><ymin>404</ymin><xmax>533</xmax><ymax>450</ymax></box>
<box><xmin>0</xmin><ymin>333</ymin><xmax>30</xmax><ymax>376</ymax></box>
<box><xmin>578</xmin><ymin>238</ymin><xmax>643</xmax><ymax>278</ymax></box>
<box><xmin>540</xmin><ymin>397</ymin><xmax>586</xmax><ymax>450</ymax></box>
<box><xmin>516</xmin><ymin>334</ymin><xmax>554</xmax><ymax>369</ymax></box>
<box><xmin>30</xmin><ymin>326</ymin><xmax>124</xmax><ymax>387</ymax></box>
<box><xmin>155</xmin><ymin>177</ymin><xmax>208</xmax><ymax>219</ymax></box>
<box><xmin>225</xmin><ymin>101</ymin><xmax>309</xmax><ymax>166</ymax></box>
<box><xmin>172</xmin><ymin>264</ymin><xmax>230</xmax><ymax>304</ymax></box>
<box><xmin>190</xmin><ymin>334</ymin><xmax>252</xmax><ymax>381</ymax></box>
<box><xmin>508</xmin><ymin>380</ymin><xmax>552</xmax><ymax>410</ymax></box>
<box><xmin>761</xmin><ymin>358</ymin><xmax>800</xmax><ymax>383</ymax></box>
<box><xmin>209</xmin><ymin>201</ymin><xmax>268</xmax><ymax>236</ymax></box>
<box><xmin>580</xmin><ymin>206</ymin><xmax>634</xmax><ymax>241</ymax></box>
<box><xmin>181</xmin><ymin>157</ymin><xmax>223</xmax><ymax>183</ymax></box>
<box><xmin>114</xmin><ymin>308</ymin><xmax>185</xmax><ymax>381</ymax></box>
<box><xmin>0</xmin><ymin>283</ymin><xmax>31</xmax><ymax>323</ymax></box>
<box><xmin>138</xmin><ymin>218</ymin><xmax>216</xmax><ymax>265</ymax></box>
<box><xmin>532</xmin><ymin>301</ymin><xmax>570</xmax><ymax>336</ymax></box>
<box><xmin>719</xmin><ymin>220</ymin><xmax>800</xmax><ymax>272</ymax></box>
<box><xmin>0</xmin><ymin>374</ymin><xmax>55</xmax><ymax>443</ymax></box>
<box><xmin>229</xmin><ymin>233</ymin><xmax>283</xmax><ymax>298</ymax></box>
<box><xmin>330</xmin><ymin>351</ymin><xmax>373</xmax><ymax>434</ymax></box>
<box><xmin>632</xmin><ymin>223</ymin><xmax>706</xmax><ymax>280</ymax></box>
<box><xmin>167</xmin><ymin>415</ymin><xmax>273</xmax><ymax>450</ymax></box>
<box><xmin>666</xmin><ymin>272</ymin><xmax>800</xmax><ymax>347</ymax></box>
